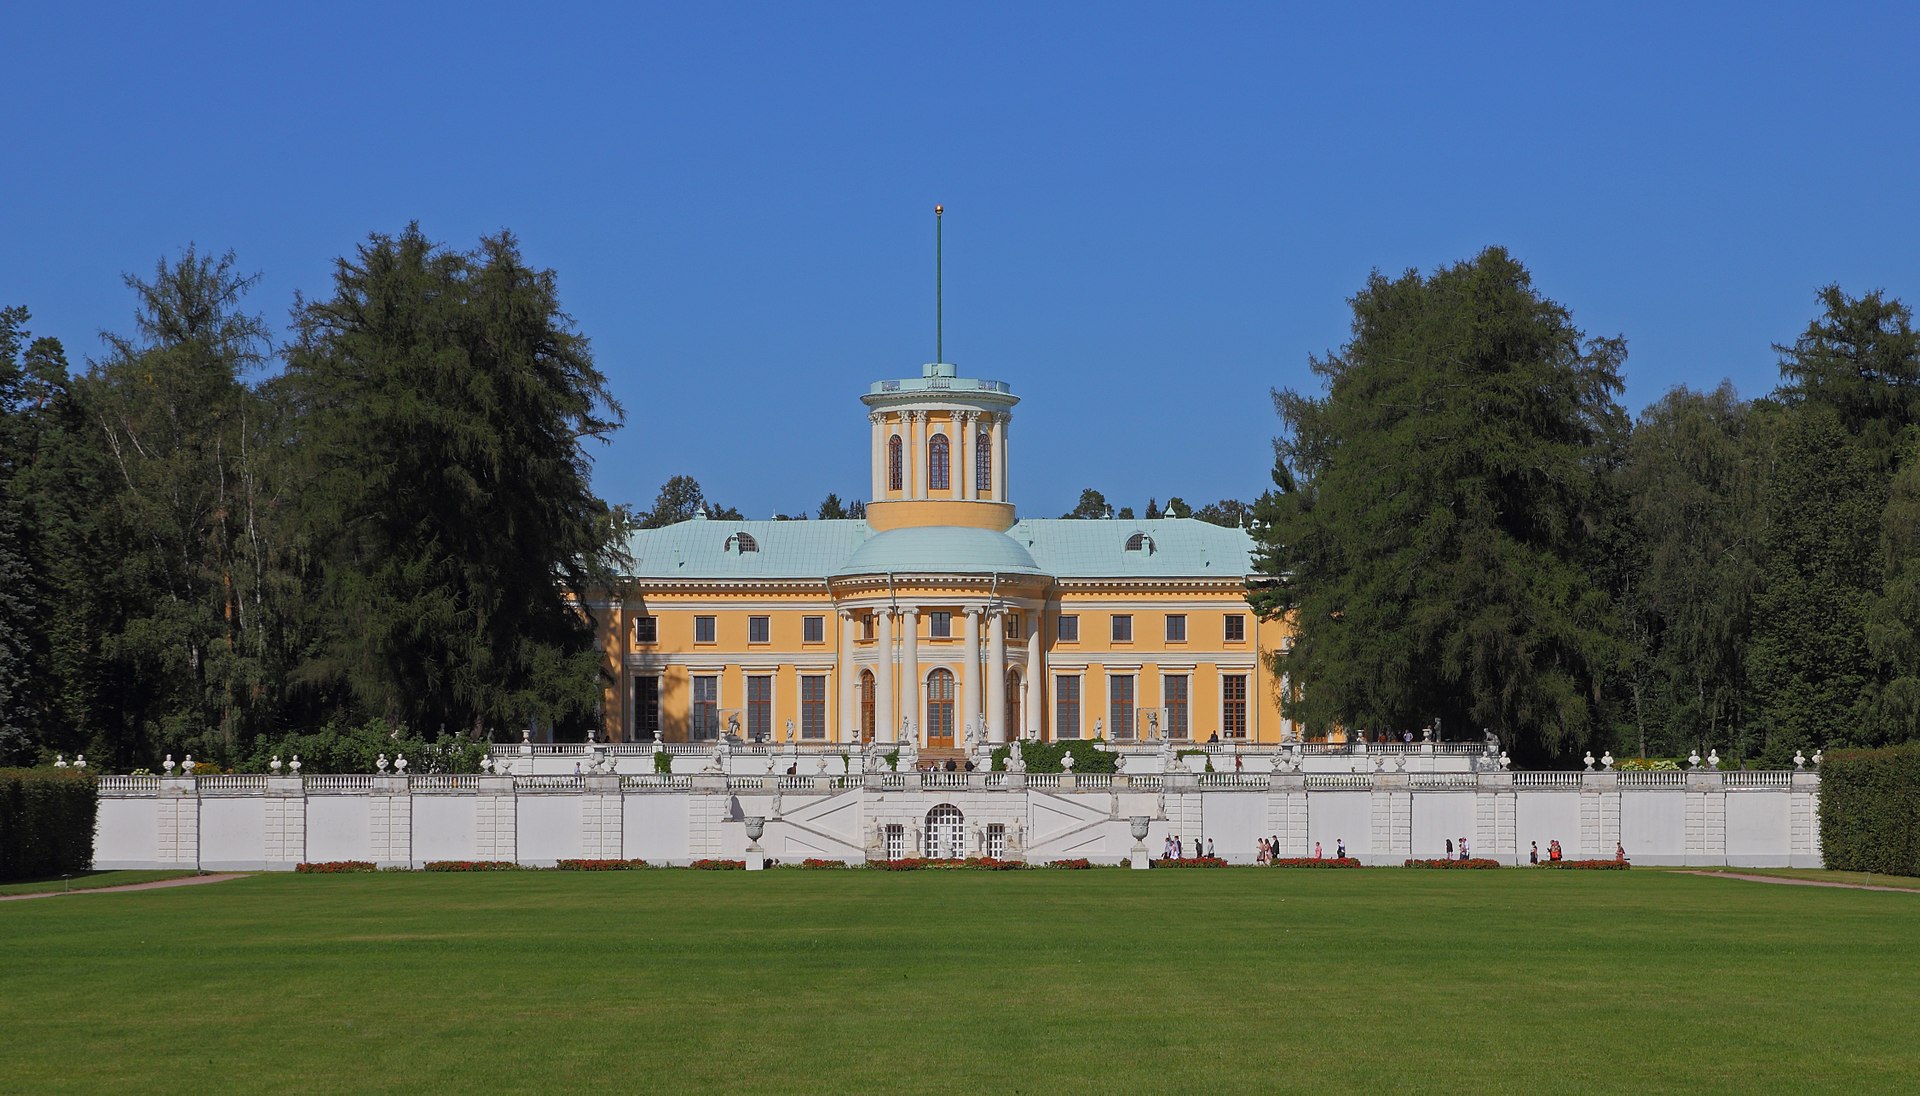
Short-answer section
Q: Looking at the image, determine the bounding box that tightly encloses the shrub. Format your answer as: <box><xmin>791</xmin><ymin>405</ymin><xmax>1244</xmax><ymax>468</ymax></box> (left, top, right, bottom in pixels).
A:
<box><xmin>1537</xmin><ymin>859</ymin><xmax>1629</xmax><ymax>870</ymax></box>
<box><xmin>1820</xmin><ymin>744</ymin><xmax>1920</xmax><ymax>877</ymax></box>
<box><xmin>0</xmin><ymin>768</ymin><xmax>98</xmax><ymax>880</ymax></box>
<box><xmin>295</xmin><ymin>861</ymin><xmax>377</xmax><ymax>873</ymax></box>
<box><xmin>653</xmin><ymin>751</ymin><xmax>672</xmax><ymax>775</ymax></box>
<box><xmin>989</xmin><ymin>740</ymin><xmax>1118</xmax><ymax>774</ymax></box>
<box><xmin>1614</xmin><ymin>757</ymin><xmax>1683</xmax><ymax>772</ymax></box>
<box><xmin>688</xmin><ymin>859</ymin><xmax>746</xmax><ymax>870</ymax></box>
<box><xmin>1405</xmin><ymin>858</ymin><xmax>1502</xmax><ymax>869</ymax></box>
<box><xmin>867</xmin><ymin>857</ymin><xmax>1026</xmax><ymax>871</ymax></box>
<box><xmin>1269</xmin><ymin>857</ymin><xmax>1364</xmax><ymax>868</ymax></box>
<box><xmin>555</xmin><ymin>859</ymin><xmax>649</xmax><ymax>870</ymax></box>
<box><xmin>1156</xmin><ymin>856</ymin><xmax>1230</xmax><ymax>868</ymax></box>
<box><xmin>422</xmin><ymin>860</ymin><xmax>520</xmax><ymax>872</ymax></box>
<box><xmin>1046</xmin><ymin>858</ymin><xmax>1093</xmax><ymax>869</ymax></box>
<box><xmin>241</xmin><ymin>717</ymin><xmax>486</xmax><ymax>775</ymax></box>
<box><xmin>800</xmin><ymin>858</ymin><xmax>849</xmax><ymax>869</ymax></box>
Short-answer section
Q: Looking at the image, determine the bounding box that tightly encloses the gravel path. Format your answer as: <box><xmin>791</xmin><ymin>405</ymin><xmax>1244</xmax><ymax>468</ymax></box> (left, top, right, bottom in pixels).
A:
<box><xmin>1678</xmin><ymin>871</ymin><xmax>1917</xmax><ymax>894</ymax></box>
<box><xmin>0</xmin><ymin>873</ymin><xmax>247</xmax><ymax>902</ymax></box>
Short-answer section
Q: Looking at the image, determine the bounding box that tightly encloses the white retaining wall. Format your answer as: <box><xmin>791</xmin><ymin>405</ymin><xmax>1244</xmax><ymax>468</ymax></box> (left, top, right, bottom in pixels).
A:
<box><xmin>90</xmin><ymin>770</ymin><xmax>1826</xmax><ymax>870</ymax></box>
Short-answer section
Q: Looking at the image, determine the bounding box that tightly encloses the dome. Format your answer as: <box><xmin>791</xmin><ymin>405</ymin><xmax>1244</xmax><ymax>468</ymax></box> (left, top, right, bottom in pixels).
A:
<box><xmin>833</xmin><ymin>525</ymin><xmax>1047</xmax><ymax>578</ymax></box>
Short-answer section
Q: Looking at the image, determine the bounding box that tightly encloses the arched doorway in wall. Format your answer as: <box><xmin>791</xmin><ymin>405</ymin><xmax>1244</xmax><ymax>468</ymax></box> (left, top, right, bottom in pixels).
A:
<box><xmin>1005</xmin><ymin>668</ymin><xmax>1022</xmax><ymax>742</ymax></box>
<box><xmin>926</xmin><ymin>804</ymin><xmax>964</xmax><ymax>859</ymax></box>
<box><xmin>926</xmin><ymin>668</ymin><xmax>955</xmax><ymax>748</ymax></box>
<box><xmin>859</xmin><ymin>669</ymin><xmax>876</xmax><ymax>743</ymax></box>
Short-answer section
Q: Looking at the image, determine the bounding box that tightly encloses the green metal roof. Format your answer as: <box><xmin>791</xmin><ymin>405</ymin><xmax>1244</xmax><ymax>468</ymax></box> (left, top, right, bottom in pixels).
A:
<box><xmin>623</xmin><ymin>517</ymin><xmax>1254</xmax><ymax>582</ymax></box>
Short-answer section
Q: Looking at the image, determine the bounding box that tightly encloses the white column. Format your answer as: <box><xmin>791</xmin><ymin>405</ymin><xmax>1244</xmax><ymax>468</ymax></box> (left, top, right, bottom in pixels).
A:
<box><xmin>869</xmin><ymin>413</ymin><xmax>885</xmax><ymax>501</ymax></box>
<box><xmin>907</xmin><ymin>412</ymin><xmax>922</xmax><ymax>500</ymax></box>
<box><xmin>993</xmin><ymin>413</ymin><xmax>1009</xmax><ymax>501</ymax></box>
<box><xmin>961</xmin><ymin>607</ymin><xmax>981</xmax><ymax>745</ymax></box>
<box><xmin>901</xmin><ymin>607</ymin><xmax>920</xmax><ymax>741</ymax></box>
<box><xmin>987</xmin><ymin>608</ymin><xmax>1008</xmax><ymax>743</ymax></box>
<box><xmin>839</xmin><ymin>610</ymin><xmax>858</xmax><ymax>742</ymax></box>
<box><xmin>1025</xmin><ymin>604</ymin><xmax>1043</xmax><ymax>739</ymax></box>
<box><xmin>958</xmin><ymin>412</ymin><xmax>974</xmax><ymax>501</ymax></box>
<box><xmin>877</xmin><ymin>609</ymin><xmax>896</xmax><ymax>745</ymax></box>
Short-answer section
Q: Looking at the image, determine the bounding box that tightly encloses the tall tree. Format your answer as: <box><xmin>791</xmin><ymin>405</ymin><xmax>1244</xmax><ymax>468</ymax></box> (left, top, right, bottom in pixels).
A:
<box><xmin>1251</xmin><ymin>248</ymin><xmax>1628</xmax><ymax>761</ymax></box>
<box><xmin>0</xmin><ymin>308</ymin><xmax>43</xmax><ymax>760</ymax></box>
<box><xmin>1193</xmin><ymin>498</ymin><xmax>1252</xmax><ymax>528</ymax></box>
<box><xmin>1615</xmin><ymin>384</ymin><xmax>1764</xmax><ymax>758</ymax></box>
<box><xmin>642</xmin><ymin>474</ymin><xmax>707</xmax><ymax>528</ymax></box>
<box><xmin>284</xmin><ymin>226</ymin><xmax>622</xmax><ymax>739</ymax></box>
<box><xmin>76</xmin><ymin>250</ymin><xmax>277</xmax><ymax>765</ymax></box>
<box><xmin>1866</xmin><ymin>444</ymin><xmax>1920</xmax><ymax>740</ymax></box>
<box><xmin>816</xmin><ymin>493</ymin><xmax>848</xmax><ymax>520</ymax></box>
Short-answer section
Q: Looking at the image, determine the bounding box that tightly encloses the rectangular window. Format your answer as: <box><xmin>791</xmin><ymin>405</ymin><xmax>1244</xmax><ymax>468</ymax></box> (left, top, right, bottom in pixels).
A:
<box><xmin>885</xmin><ymin>824</ymin><xmax>905</xmax><ymax>862</ymax></box>
<box><xmin>802</xmin><ymin>615</ymin><xmax>825</xmax><ymax>644</ymax></box>
<box><xmin>1055</xmin><ymin>675</ymin><xmax>1081</xmax><ymax>739</ymax></box>
<box><xmin>1224</xmin><ymin>614</ymin><xmax>1246</xmax><ymax>642</ymax></box>
<box><xmin>862</xmin><ymin>613</ymin><xmax>876</xmax><ymax>641</ymax></box>
<box><xmin>800</xmin><ymin>675</ymin><xmax>826</xmax><ymax>739</ymax></box>
<box><xmin>694</xmin><ymin>616</ymin><xmax>716</xmax><ymax>644</ymax></box>
<box><xmin>929</xmin><ymin>611</ymin><xmax>952</xmax><ymax>638</ymax></box>
<box><xmin>634</xmin><ymin>676</ymin><xmax>661</xmax><ymax>740</ymax></box>
<box><xmin>1165</xmin><ymin>675</ymin><xmax>1189</xmax><ymax>740</ymax></box>
<box><xmin>633</xmin><ymin>616</ymin><xmax>658</xmax><ymax>644</ymax></box>
<box><xmin>691</xmin><ymin>675</ymin><xmax>719</xmax><ymax>740</ymax></box>
<box><xmin>1110</xmin><ymin>674</ymin><xmax>1135</xmax><ymax>740</ymax></box>
<box><xmin>1111</xmin><ymin>615</ymin><xmax>1133</xmax><ymax>642</ymax></box>
<box><xmin>986</xmin><ymin>823</ymin><xmax>1006</xmax><ymax>860</ymax></box>
<box><xmin>1165</xmin><ymin>614</ymin><xmax>1186</xmax><ymax>642</ymax></box>
<box><xmin>749</xmin><ymin>616</ymin><xmax>770</xmax><ymax>644</ymax></box>
<box><xmin>1057</xmin><ymin>615</ymin><xmax>1079</xmax><ymax>643</ymax></box>
<box><xmin>747</xmin><ymin>675</ymin><xmax>772</xmax><ymax>740</ymax></box>
<box><xmin>1223</xmin><ymin>674</ymin><xmax>1248</xmax><ymax>739</ymax></box>
<box><xmin>1004</xmin><ymin>612</ymin><xmax>1022</xmax><ymax>640</ymax></box>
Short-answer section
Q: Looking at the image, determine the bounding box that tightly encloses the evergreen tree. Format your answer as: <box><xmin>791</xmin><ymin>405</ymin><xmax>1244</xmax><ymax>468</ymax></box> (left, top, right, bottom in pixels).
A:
<box><xmin>1164</xmin><ymin>497</ymin><xmax>1192</xmax><ymax>519</ymax></box>
<box><xmin>1063</xmin><ymin>488</ymin><xmax>1110</xmax><ymax>519</ymax></box>
<box><xmin>642</xmin><ymin>475</ymin><xmax>707</xmax><ymax>527</ymax></box>
<box><xmin>816</xmin><ymin>493</ymin><xmax>849</xmax><ymax>520</ymax></box>
<box><xmin>284</xmin><ymin>226</ymin><xmax>623</xmax><ymax>739</ymax></box>
<box><xmin>1251</xmin><ymin>248</ymin><xmax>1628</xmax><ymax>760</ymax></box>
<box><xmin>1144</xmin><ymin>498</ymin><xmax>1161</xmax><ymax>519</ymax></box>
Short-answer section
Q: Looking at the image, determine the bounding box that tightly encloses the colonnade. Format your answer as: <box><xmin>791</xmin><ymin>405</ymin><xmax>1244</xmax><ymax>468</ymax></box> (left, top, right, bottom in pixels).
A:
<box><xmin>846</xmin><ymin>602</ymin><xmax>1034</xmax><ymax>746</ymax></box>
<box><xmin>868</xmin><ymin>410</ymin><xmax>1010</xmax><ymax>502</ymax></box>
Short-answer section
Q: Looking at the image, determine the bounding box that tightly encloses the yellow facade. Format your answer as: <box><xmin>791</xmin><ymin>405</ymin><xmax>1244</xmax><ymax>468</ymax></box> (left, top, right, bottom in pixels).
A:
<box><xmin>595</xmin><ymin>362</ymin><xmax>1292</xmax><ymax>751</ymax></box>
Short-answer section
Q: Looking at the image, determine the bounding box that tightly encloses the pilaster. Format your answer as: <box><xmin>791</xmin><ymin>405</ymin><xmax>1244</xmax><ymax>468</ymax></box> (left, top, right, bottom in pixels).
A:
<box><xmin>263</xmin><ymin>775</ymin><xmax>307</xmax><ymax>869</ymax></box>
<box><xmin>475</xmin><ymin>775</ymin><xmax>518</xmax><ymax>862</ymax></box>
<box><xmin>369</xmin><ymin>776</ymin><xmax>413</xmax><ymax>867</ymax></box>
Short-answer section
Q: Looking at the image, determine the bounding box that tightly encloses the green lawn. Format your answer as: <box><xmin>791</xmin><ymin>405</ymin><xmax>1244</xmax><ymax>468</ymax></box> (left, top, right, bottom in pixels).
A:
<box><xmin>0</xmin><ymin>869</ymin><xmax>198</xmax><ymax>897</ymax></box>
<box><xmin>2</xmin><ymin>870</ymin><xmax>1916</xmax><ymax>1094</ymax></box>
<box><xmin>1651</xmin><ymin>866</ymin><xmax>1920</xmax><ymax>891</ymax></box>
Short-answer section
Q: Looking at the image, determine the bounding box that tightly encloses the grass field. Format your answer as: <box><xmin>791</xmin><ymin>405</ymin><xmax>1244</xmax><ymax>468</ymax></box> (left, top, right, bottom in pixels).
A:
<box><xmin>3</xmin><ymin>869</ymin><xmax>1916</xmax><ymax>1094</ymax></box>
<box><xmin>0</xmin><ymin>870</ymin><xmax>196</xmax><ymax>897</ymax></box>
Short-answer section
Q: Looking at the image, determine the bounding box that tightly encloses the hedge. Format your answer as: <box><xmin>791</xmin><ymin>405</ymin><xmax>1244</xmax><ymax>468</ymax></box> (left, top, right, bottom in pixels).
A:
<box><xmin>1819</xmin><ymin>744</ymin><xmax>1920</xmax><ymax>877</ymax></box>
<box><xmin>0</xmin><ymin>768</ymin><xmax>99</xmax><ymax>880</ymax></box>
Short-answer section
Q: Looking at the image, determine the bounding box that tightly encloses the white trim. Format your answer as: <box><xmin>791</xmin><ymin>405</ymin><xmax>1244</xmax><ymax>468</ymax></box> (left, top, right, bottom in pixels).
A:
<box><xmin>629</xmin><ymin>653</ymin><xmax>839</xmax><ymax>670</ymax></box>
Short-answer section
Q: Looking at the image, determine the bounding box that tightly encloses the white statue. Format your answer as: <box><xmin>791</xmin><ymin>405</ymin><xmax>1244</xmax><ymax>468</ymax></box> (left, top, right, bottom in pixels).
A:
<box><xmin>1060</xmin><ymin>750</ymin><xmax>1076</xmax><ymax>772</ymax></box>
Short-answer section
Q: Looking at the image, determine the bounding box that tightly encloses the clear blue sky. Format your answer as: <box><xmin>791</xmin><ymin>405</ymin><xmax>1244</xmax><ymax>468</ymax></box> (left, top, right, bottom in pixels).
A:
<box><xmin>4</xmin><ymin>3</ymin><xmax>1916</xmax><ymax>519</ymax></box>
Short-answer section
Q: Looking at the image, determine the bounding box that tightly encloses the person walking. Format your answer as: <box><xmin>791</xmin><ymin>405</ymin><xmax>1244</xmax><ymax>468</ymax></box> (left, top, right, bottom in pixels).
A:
<box><xmin>1445</xmin><ymin>838</ymin><xmax>1454</xmax><ymax>859</ymax></box>
<box><xmin>1615</xmin><ymin>841</ymin><xmax>1626</xmax><ymax>863</ymax></box>
<box><xmin>1206</xmin><ymin>837</ymin><xmax>1216</xmax><ymax>859</ymax></box>
<box><xmin>1460</xmin><ymin>836</ymin><xmax>1470</xmax><ymax>861</ymax></box>
<box><xmin>1529</xmin><ymin>841</ymin><xmax>1539</xmax><ymax>865</ymax></box>
<box><xmin>1336</xmin><ymin>838</ymin><xmax>1346</xmax><ymax>859</ymax></box>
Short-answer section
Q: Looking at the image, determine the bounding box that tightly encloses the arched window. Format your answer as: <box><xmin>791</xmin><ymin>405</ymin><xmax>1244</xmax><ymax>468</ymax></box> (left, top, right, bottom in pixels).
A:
<box><xmin>888</xmin><ymin>435</ymin><xmax>903</xmax><ymax>492</ymax></box>
<box><xmin>859</xmin><ymin>670</ymin><xmax>876</xmax><ymax>743</ymax></box>
<box><xmin>725</xmin><ymin>532</ymin><xmax>759</xmax><ymax>553</ymax></box>
<box><xmin>1005</xmin><ymin>668</ymin><xmax>1022</xmax><ymax>738</ymax></box>
<box><xmin>926</xmin><ymin>667</ymin><xmax>955</xmax><ymax>742</ymax></box>
<box><xmin>976</xmin><ymin>432</ymin><xmax>992</xmax><ymax>494</ymax></box>
<box><xmin>929</xmin><ymin>433</ymin><xmax>950</xmax><ymax>492</ymax></box>
<box><xmin>1124</xmin><ymin>532</ymin><xmax>1153</xmax><ymax>553</ymax></box>
<box><xmin>926</xmin><ymin>803</ymin><xmax>964</xmax><ymax>859</ymax></box>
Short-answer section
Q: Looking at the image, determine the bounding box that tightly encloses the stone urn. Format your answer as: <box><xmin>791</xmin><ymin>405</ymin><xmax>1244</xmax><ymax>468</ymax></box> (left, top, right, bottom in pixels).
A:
<box><xmin>1129</xmin><ymin>816</ymin><xmax>1151</xmax><ymax>841</ymax></box>
<box><xmin>744</xmin><ymin>815</ymin><xmax>767</xmax><ymax>871</ymax></box>
<box><xmin>744</xmin><ymin>816</ymin><xmax>766</xmax><ymax>844</ymax></box>
<box><xmin>1129</xmin><ymin>815</ymin><xmax>1152</xmax><ymax>870</ymax></box>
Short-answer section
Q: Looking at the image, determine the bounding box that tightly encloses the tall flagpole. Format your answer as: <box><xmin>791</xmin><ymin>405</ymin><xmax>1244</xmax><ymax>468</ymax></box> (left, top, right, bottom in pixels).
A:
<box><xmin>935</xmin><ymin>204</ymin><xmax>944</xmax><ymax>363</ymax></box>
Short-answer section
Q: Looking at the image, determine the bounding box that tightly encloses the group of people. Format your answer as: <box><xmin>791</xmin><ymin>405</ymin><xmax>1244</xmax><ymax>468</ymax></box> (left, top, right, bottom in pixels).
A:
<box><xmin>1161</xmin><ymin>835</ymin><xmax>1215</xmax><ymax>860</ymax></box>
<box><xmin>1442</xmin><ymin>837</ymin><xmax>1473</xmax><ymax>860</ymax></box>
<box><xmin>1258</xmin><ymin>835</ymin><xmax>1343</xmax><ymax>863</ymax></box>
<box><xmin>1529</xmin><ymin>840</ymin><xmax>1564</xmax><ymax>863</ymax></box>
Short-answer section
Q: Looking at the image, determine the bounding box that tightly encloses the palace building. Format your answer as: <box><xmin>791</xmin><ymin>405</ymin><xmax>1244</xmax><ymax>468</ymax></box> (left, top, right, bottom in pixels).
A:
<box><xmin>594</xmin><ymin>360</ymin><xmax>1293</xmax><ymax>754</ymax></box>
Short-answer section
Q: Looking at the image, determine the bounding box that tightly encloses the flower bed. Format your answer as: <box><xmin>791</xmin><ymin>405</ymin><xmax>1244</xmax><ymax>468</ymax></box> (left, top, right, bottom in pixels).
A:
<box><xmin>868</xmin><ymin>857</ymin><xmax>1026</xmax><ymax>871</ymax></box>
<box><xmin>422</xmin><ymin>860</ymin><xmax>520</xmax><ymax>872</ymax></box>
<box><xmin>295</xmin><ymin>861</ymin><xmax>376</xmax><ymax>873</ymax></box>
<box><xmin>1155</xmin><ymin>856</ymin><xmax>1230</xmax><ymax>868</ymax></box>
<box><xmin>555</xmin><ymin>859</ymin><xmax>650</xmax><ymax>870</ymax></box>
<box><xmin>1538</xmin><ymin>859</ymin><xmax>1630</xmax><ymax>870</ymax></box>
<box><xmin>1404</xmin><ymin>858</ymin><xmax>1503</xmax><ymax>869</ymax></box>
<box><xmin>799</xmin><ymin>858</ymin><xmax>849</xmax><ymax>869</ymax></box>
<box><xmin>688</xmin><ymin>859</ymin><xmax>746</xmax><ymax>870</ymax></box>
<box><xmin>1046</xmin><ymin>858</ymin><xmax>1092</xmax><ymax>870</ymax></box>
<box><xmin>1268</xmin><ymin>857</ymin><xmax>1364</xmax><ymax>868</ymax></box>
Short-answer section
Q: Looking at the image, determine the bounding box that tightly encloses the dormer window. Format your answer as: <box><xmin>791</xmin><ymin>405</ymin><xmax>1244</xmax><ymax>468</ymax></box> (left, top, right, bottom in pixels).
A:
<box><xmin>725</xmin><ymin>532</ymin><xmax>759</xmax><ymax>554</ymax></box>
<box><xmin>1124</xmin><ymin>532</ymin><xmax>1154</xmax><ymax>553</ymax></box>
